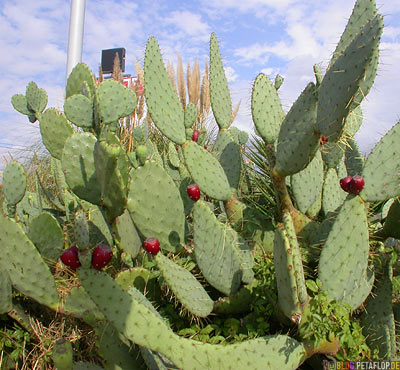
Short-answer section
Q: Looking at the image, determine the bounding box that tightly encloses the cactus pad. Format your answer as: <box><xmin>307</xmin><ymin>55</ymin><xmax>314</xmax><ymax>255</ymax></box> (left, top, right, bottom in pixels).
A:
<box><xmin>66</xmin><ymin>63</ymin><xmax>96</xmax><ymax>99</ymax></box>
<box><xmin>62</xmin><ymin>132</ymin><xmax>102</xmax><ymax>205</ymax></box>
<box><xmin>3</xmin><ymin>161</ymin><xmax>26</xmax><ymax>206</ymax></box>
<box><xmin>322</xmin><ymin>168</ymin><xmax>348</xmax><ymax>215</ymax></box>
<box><xmin>317</xmin><ymin>15</ymin><xmax>383</xmax><ymax>141</ymax></box>
<box><xmin>28</xmin><ymin>212</ymin><xmax>65</xmax><ymax>262</ymax></box>
<box><xmin>318</xmin><ymin>195</ymin><xmax>369</xmax><ymax>309</ymax></box>
<box><xmin>97</xmin><ymin>80</ymin><xmax>137</xmax><ymax>124</ymax></box>
<box><xmin>128</xmin><ymin>161</ymin><xmax>185</xmax><ymax>252</ymax></box>
<box><xmin>114</xmin><ymin>209</ymin><xmax>141</xmax><ymax>259</ymax></box>
<box><xmin>64</xmin><ymin>94</ymin><xmax>93</xmax><ymax>128</ymax></box>
<box><xmin>144</xmin><ymin>37</ymin><xmax>186</xmax><ymax>144</ymax></box>
<box><xmin>291</xmin><ymin>151</ymin><xmax>323</xmax><ymax>214</ymax></box>
<box><xmin>275</xmin><ymin>82</ymin><xmax>319</xmax><ymax>176</ymax></box>
<box><xmin>193</xmin><ymin>201</ymin><xmax>242</xmax><ymax>295</ymax></box>
<box><xmin>155</xmin><ymin>253</ymin><xmax>213</xmax><ymax>317</ymax></box>
<box><xmin>39</xmin><ymin>108</ymin><xmax>75</xmax><ymax>160</ymax></box>
<box><xmin>360</xmin><ymin>121</ymin><xmax>400</xmax><ymax>201</ymax></box>
<box><xmin>25</xmin><ymin>81</ymin><xmax>47</xmax><ymax>113</ymax></box>
<box><xmin>11</xmin><ymin>94</ymin><xmax>33</xmax><ymax>116</ymax></box>
<box><xmin>183</xmin><ymin>140</ymin><xmax>233</xmax><ymax>200</ymax></box>
<box><xmin>213</xmin><ymin>130</ymin><xmax>241</xmax><ymax>191</ymax></box>
<box><xmin>0</xmin><ymin>215</ymin><xmax>59</xmax><ymax>309</ymax></box>
<box><xmin>80</xmin><ymin>268</ymin><xmax>307</xmax><ymax>370</ymax></box>
<box><xmin>251</xmin><ymin>73</ymin><xmax>284</xmax><ymax>144</ymax></box>
<box><xmin>209</xmin><ymin>33</ymin><xmax>232</xmax><ymax>129</ymax></box>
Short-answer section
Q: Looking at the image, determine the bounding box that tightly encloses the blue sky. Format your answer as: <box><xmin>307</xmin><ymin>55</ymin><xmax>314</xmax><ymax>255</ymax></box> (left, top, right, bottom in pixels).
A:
<box><xmin>1</xmin><ymin>0</ymin><xmax>400</xmax><ymax>179</ymax></box>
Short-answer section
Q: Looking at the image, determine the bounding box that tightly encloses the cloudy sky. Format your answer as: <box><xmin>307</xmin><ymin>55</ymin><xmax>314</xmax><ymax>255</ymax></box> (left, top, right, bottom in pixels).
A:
<box><xmin>0</xmin><ymin>0</ymin><xmax>399</xmax><ymax>179</ymax></box>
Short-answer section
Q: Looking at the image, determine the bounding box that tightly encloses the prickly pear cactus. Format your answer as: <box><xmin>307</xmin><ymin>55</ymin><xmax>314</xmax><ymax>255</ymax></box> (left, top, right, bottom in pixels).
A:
<box><xmin>5</xmin><ymin>0</ymin><xmax>400</xmax><ymax>367</ymax></box>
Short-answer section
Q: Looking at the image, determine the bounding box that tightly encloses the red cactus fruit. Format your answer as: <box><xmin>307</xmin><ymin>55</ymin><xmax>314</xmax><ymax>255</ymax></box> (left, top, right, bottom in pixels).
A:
<box><xmin>187</xmin><ymin>184</ymin><xmax>201</xmax><ymax>201</ymax></box>
<box><xmin>348</xmin><ymin>176</ymin><xmax>365</xmax><ymax>195</ymax></box>
<box><xmin>91</xmin><ymin>244</ymin><xmax>113</xmax><ymax>270</ymax></box>
<box><xmin>320</xmin><ymin>135</ymin><xmax>328</xmax><ymax>145</ymax></box>
<box><xmin>340</xmin><ymin>176</ymin><xmax>353</xmax><ymax>192</ymax></box>
<box><xmin>60</xmin><ymin>246</ymin><xmax>81</xmax><ymax>270</ymax></box>
<box><xmin>192</xmin><ymin>130</ymin><xmax>200</xmax><ymax>142</ymax></box>
<box><xmin>204</xmin><ymin>145</ymin><xmax>208</xmax><ymax>150</ymax></box>
<box><xmin>143</xmin><ymin>238</ymin><xmax>160</xmax><ymax>255</ymax></box>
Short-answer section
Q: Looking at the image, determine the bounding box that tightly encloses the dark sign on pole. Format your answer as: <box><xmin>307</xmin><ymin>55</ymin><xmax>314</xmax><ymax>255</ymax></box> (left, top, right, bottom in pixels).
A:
<box><xmin>101</xmin><ymin>48</ymin><xmax>126</xmax><ymax>74</ymax></box>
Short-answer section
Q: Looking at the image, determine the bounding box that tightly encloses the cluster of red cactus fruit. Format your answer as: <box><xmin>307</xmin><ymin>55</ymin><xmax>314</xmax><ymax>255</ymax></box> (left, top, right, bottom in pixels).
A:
<box><xmin>340</xmin><ymin>175</ymin><xmax>365</xmax><ymax>195</ymax></box>
<box><xmin>60</xmin><ymin>243</ymin><xmax>113</xmax><ymax>271</ymax></box>
<box><xmin>60</xmin><ymin>183</ymin><xmax>201</xmax><ymax>266</ymax></box>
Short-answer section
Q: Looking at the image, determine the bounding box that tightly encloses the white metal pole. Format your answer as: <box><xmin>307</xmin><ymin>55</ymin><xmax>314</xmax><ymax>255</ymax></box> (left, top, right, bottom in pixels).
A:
<box><xmin>65</xmin><ymin>0</ymin><xmax>86</xmax><ymax>83</ymax></box>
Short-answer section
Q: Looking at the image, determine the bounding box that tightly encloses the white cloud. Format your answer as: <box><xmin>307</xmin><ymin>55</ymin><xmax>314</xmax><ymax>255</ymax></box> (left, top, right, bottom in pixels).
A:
<box><xmin>225</xmin><ymin>66</ymin><xmax>238</xmax><ymax>82</ymax></box>
<box><xmin>165</xmin><ymin>11</ymin><xmax>211</xmax><ymax>42</ymax></box>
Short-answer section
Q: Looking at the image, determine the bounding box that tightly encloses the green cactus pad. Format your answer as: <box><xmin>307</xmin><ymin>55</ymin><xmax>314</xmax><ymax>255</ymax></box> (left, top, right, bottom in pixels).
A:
<box><xmin>168</xmin><ymin>142</ymin><xmax>180</xmax><ymax>168</ymax></box>
<box><xmin>291</xmin><ymin>151</ymin><xmax>323</xmax><ymax>214</ymax></box>
<box><xmin>62</xmin><ymin>132</ymin><xmax>102</xmax><ymax>205</ymax></box>
<box><xmin>64</xmin><ymin>94</ymin><xmax>93</xmax><ymax>128</ymax></box>
<box><xmin>128</xmin><ymin>161</ymin><xmax>185</xmax><ymax>252</ymax></box>
<box><xmin>344</xmin><ymin>137</ymin><xmax>364</xmax><ymax>177</ymax></box>
<box><xmin>66</xmin><ymin>63</ymin><xmax>96</xmax><ymax>99</ymax></box>
<box><xmin>360</xmin><ymin>121</ymin><xmax>400</xmax><ymax>201</ymax></box>
<box><xmin>344</xmin><ymin>105</ymin><xmax>363</xmax><ymax>138</ymax></box>
<box><xmin>3</xmin><ymin>161</ymin><xmax>26</xmax><ymax>206</ymax></box>
<box><xmin>234</xmin><ymin>234</ymin><xmax>255</xmax><ymax>285</ymax></box>
<box><xmin>193</xmin><ymin>201</ymin><xmax>242</xmax><ymax>296</ymax></box>
<box><xmin>273</xmin><ymin>228</ymin><xmax>301</xmax><ymax>319</ymax></box>
<box><xmin>329</xmin><ymin>0</ymin><xmax>377</xmax><ymax>67</ymax></box>
<box><xmin>73</xmin><ymin>362</ymin><xmax>103</xmax><ymax>370</ymax></box>
<box><xmin>96</xmin><ymin>325</ymin><xmax>147</xmax><ymax>370</ymax></box>
<box><xmin>183</xmin><ymin>140</ymin><xmax>233</xmax><ymax>201</ymax></box>
<box><xmin>80</xmin><ymin>269</ymin><xmax>307</xmax><ymax>370</ymax></box>
<box><xmin>214</xmin><ymin>281</ymin><xmax>257</xmax><ymax>315</ymax></box>
<box><xmin>362</xmin><ymin>259</ymin><xmax>396</xmax><ymax>359</ymax></box>
<box><xmin>213</xmin><ymin>130</ymin><xmax>241</xmax><ymax>191</ymax></box>
<box><xmin>74</xmin><ymin>210</ymin><xmax>90</xmax><ymax>249</ymax></box>
<box><xmin>275</xmin><ymin>82</ymin><xmax>319</xmax><ymax>176</ymax></box>
<box><xmin>329</xmin><ymin>0</ymin><xmax>379</xmax><ymax>110</ymax></box>
<box><xmin>115</xmin><ymin>268</ymin><xmax>153</xmax><ymax>293</ymax></box>
<box><xmin>97</xmin><ymin>80</ymin><xmax>137</xmax><ymax>124</ymax></box>
<box><xmin>140</xmin><ymin>348</ymin><xmax>171</xmax><ymax>370</ymax></box>
<box><xmin>11</xmin><ymin>94</ymin><xmax>33</xmax><ymax>116</ymax></box>
<box><xmin>318</xmin><ymin>195</ymin><xmax>369</xmax><ymax>309</ymax></box>
<box><xmin>321</xmin><ymin>141</ymin><xmax>345</xmax><ymax>168</ymax></box>
<box><xmin>383</xmin><ymin>199</ymin><xmax>400</xmax><ymax>239</ymax></box>
<box><xmin>251</xmin><ymin>73</ymin><xmax>285</xmax><ymax>144</ymax></box>
<box><xmin>283</xmin><ymin>212</ymin><xmax>308</xmax><ymax>305</ymax></box>
<box><xmin>209</xmin><ymin>33</ymin><xmax>232</xmax><ymax>129</ymax></box>
<box><xmin>317</xmin><ymin>15</ymin><xmax>383</xmax><ymax>142</ymax></box>
<box><xmin>62</xmin><ymin>286</ymin><xmax>104</xmax><ymax>323</ymax></box>
<box><xmin>322</xmin><ymin>167</ymin><xmax>348</xmax><ymax>215</ymax></box>
<box><xmin>51</xmin><ymin>157</ymin><xmax>68</xmax><ymax>202</ymax></box>
<box><xmin>144</xmin><ymin>37</ymin><xmax>186</xmax><ymax>144</ymax></box>
<box><xmin>52</xmin><ymin>339</ymin><xmax>73</xmax><ymax>370</ymax></box>
<box><xmin>0</xmin><ymin>215</ymin><xmax>59</xmax><ymax>309</ymax></box>
<box><xmin>28</xmin><ymin>212</ymin><xmax>64</xmax><ymax>262</ymax></box>
<box><xmin>39</xmin><ymin>108</ymin><xmax>75</xmax><ymax>160</ymax></box>
<box><xmin>114</xmin><ymin>209</ymin><xmax>141</xmax><ymax>259</ymax></box>
<box><xmin>0</xmin><ymin>270</ymin><xmax>12</xmax><ymax>314</ymax></box>
<box><xmin>25</xmin><ymin>81</ymin><xmax>47</xmax><ymax>113</ymax></box>
<box><xmin>79</xmin><ymin>268</ymin><xmax>178</xmax><ymax>350</ymax></box>
<box><xmin>87</xmin><ymin>205</ymin><xmax>113</xmax><ymax>246</ymax></box>
<box><xmin>94</xmin><ymin>141</ymin><xmax>127</xmax><ymax>220</ymax></box>
<box><xmin>274</xmin><ymin>74</ymin><xmax>284</xmax><ymax>90</ymax></box>
<box><xmin>132</xmin><ymin>122</ymin><xmax>149</xmax><ymax>143</ymax></box>
<box><xmin>155</xmin><ymin>253</ymin><xmax>213</xmax><ymax>317</ymax></box>
<box><xmin>345</xmin><ymin>267</ymin><xmax>374</xmax><ymax>311</ymax></box>
<box><xmin>184</xmin><ymin>102</ymin><xmax>198</xmax><ymax>128</ymax></box>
